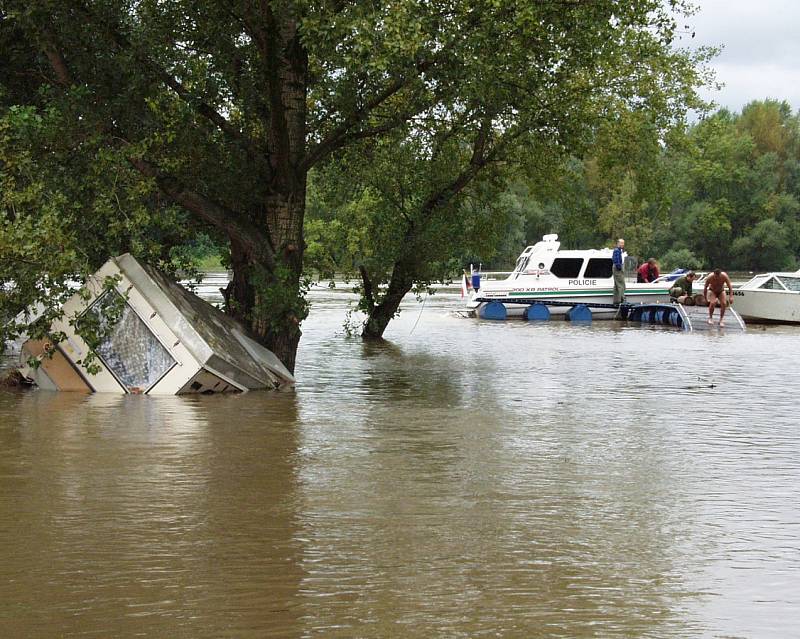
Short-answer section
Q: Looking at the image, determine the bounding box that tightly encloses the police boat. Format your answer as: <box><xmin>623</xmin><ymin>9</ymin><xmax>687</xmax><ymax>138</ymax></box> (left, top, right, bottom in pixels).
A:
<box><xmin>465</xmin><ymin>235</ymin><xmax>673</xmax><ymax>320</ymax></box>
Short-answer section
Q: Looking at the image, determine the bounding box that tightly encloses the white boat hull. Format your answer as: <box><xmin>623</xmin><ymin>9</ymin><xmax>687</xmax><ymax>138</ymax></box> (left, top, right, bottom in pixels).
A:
<box><xmin>731</xmin><ymin>288</ymin><xmax>800</xmax><ymax>323</ymax></box>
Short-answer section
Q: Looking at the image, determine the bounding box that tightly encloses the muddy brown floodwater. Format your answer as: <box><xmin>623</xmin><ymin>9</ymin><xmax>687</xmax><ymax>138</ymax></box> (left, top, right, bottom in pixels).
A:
<box><xmin>1</xmin><ymin>285</ymin><xmax>799</xmax><ymax>637</ymax></box>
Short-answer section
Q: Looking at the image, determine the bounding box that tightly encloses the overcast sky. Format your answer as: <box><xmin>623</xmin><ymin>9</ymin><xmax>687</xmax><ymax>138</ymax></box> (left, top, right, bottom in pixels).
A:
<box><xmin>683</xmin><ymin>0</ymin><xmax>800</xmax><ymax>114</ymax></box>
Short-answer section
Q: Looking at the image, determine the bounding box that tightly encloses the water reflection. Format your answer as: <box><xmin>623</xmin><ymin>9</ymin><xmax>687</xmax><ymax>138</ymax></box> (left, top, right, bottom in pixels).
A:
<box><xmin>290</xmin><ymin>339</ymin><xmax>696</xmax><ymax>637</ymax></box>
<box><xmin>1</xmin><ymin>289</ymin><xmax>799</xmax><ymax>637</ymax></box>
<box><xmin>0</xmin><ymin>391</ymin><xmax>306</xmax><ymax>637</ymax></box>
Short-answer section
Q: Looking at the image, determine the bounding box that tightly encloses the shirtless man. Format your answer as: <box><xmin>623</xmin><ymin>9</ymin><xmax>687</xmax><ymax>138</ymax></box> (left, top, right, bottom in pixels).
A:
<box><xmin>703</xmin><ymin>268</ymin><xmax>734</xmax><ymax>326</ymax></box>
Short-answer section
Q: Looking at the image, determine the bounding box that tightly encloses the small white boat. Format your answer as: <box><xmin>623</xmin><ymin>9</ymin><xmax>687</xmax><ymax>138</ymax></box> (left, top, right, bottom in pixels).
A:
<box><xmin>466</xmin><ymin>234</ymin><xmax>673</xmax><ymax>319</ymax></box>
<box><xmin>731</xmin><ymin>271</ymin><xmax>800</xmax><ymax>323</ymax></box>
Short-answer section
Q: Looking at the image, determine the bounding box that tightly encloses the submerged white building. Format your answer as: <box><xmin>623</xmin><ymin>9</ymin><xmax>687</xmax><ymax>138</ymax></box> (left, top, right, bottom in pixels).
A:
<box><xmin>18</xmin><ymin>254</ymin><xmax>294</xmax><ymax>394</ymax></box>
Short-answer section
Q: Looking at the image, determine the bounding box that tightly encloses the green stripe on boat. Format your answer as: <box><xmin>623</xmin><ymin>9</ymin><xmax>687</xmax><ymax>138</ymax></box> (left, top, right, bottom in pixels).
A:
<box><xmin>503</xmin><ymin>289</ymin><xmax>666</xmax><ymax>297</ymax></box>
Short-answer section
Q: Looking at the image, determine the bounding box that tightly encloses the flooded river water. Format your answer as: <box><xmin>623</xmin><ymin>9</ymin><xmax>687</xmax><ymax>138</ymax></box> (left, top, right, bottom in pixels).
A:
<box><xmin>1</xmin><ymin>284</ymin><xmax>799</xmax><ymax>637</ymax></box>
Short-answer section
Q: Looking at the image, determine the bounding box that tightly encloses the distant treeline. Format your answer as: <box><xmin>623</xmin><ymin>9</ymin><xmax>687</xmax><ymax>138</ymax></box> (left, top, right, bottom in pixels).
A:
<box><xmin>465</xmin><ymin>100</ymin><xmax>800</xmax><ymax>273</ymax></box>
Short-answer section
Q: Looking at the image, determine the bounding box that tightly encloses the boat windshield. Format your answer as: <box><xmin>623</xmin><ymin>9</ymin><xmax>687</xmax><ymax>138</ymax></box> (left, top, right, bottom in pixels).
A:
<box><xmin>758</xmin><ymin>277</ymin><xmax>784</xmax><ymax>290</ymax></box>
<box><xmin>777</xmin><ymin>276</ymin><xmax>800</xmax><ymax>292</ymax></box>
<box><xmin>514</xmin><ymin>254</ymin><xmax>530</xmax><ymax>274</ymax></box>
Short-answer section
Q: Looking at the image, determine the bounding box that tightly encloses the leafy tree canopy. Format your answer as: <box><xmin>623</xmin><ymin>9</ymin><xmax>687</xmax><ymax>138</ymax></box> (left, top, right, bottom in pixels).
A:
<box><xmin>2</xmin><ymin>0</ymin><xmax>714</xmax><ymax>359</ymax></box>
<box><xmin>304</xmin><ymin>0</ymin><xmax>713</xmax><ymax>337</ymax></box>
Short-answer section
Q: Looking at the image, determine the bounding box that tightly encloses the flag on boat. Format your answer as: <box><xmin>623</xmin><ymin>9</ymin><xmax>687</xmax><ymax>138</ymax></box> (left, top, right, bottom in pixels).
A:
<box><xmin>461</xmin><ymin>268</ymin><xmax>475</xmax><ymax>298</ymax></box>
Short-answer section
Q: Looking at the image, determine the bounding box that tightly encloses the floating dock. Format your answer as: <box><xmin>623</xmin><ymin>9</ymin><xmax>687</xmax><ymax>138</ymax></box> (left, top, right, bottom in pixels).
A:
<box><xmin>473</xmin><ymin>297</ymin><xmax>746</xmax><ymax>331</ymax></box>
<box><xmin>620</xmin><ymin>302</ymin><xmax>746</xmax><ymax>332</ymax></box>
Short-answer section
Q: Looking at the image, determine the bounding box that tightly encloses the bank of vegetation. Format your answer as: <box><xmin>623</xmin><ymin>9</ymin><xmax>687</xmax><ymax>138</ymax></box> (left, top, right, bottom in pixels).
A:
<box><xmin>492</xmin><ymin>99</ymin><xmax>800</xmax><ymax>275</ymax></box>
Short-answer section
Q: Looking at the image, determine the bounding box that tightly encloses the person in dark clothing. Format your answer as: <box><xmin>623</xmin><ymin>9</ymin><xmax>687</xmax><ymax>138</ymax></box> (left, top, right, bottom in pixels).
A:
<box><xmin>669</xmin><ymin>271</ymin><xmax>697</xmax><ymax>299</ymax></box>
<box><xmin>636</xmin><ymin>258</ymin><xmax>660</xmax><ymax>283</ymax></box>
<box><xmin>612</xmin><ymin>238</ymin><xmax>625</xmax><ymax>304</ymax></box>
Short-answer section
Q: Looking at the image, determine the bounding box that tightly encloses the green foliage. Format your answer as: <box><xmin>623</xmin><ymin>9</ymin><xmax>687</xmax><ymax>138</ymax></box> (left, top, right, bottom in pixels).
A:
<box><xmin>596</xmin><ymin>172</ymin><xmax>655</xmax><ymax>255</ymax></box>
<box><xmin>2</xmin><ymin>0</ymin><xmax>717</xmax><ymax>354</ymax></box>
<box><xmin>305</xmin><ymin>0</ymin><xmax>712</xmax><ymax>335</ymax></box>
<box><xmin>660</xmin><ymin>247</ymin><xmax>702</xmax><ymax>272</ymax></box>
<box><xmin>737</xmin><ymin>100</ymin><xmax>797</xmax><ymax>163</ymax></box>
<box><xmin>251</xmin><ymin>264</ymin><xmax>310</xmax><ymax>338</ymax></box>
<box><xmin>730</xmin><ymin>219</ymin><xmax>795</xmax><ymax>271</ymax></box>
<box><xmin>481</xmin><ymin>182</ymin><xmax>553</xmax><ymax>269</ymax></box>
<box><xmin>433</xmin><ymin>98</ymin><xmax>800</xmax><ymax>276</ymax></box>
<box><xmin>309</xmin><ymin>129</ymin><xmax>517</xmax><ymax>308</ymax></box>
<box><xmin>497</xmin><ymin>100</ymin><xmax>800</xmax><ymax>274</ymax></box>
<box><xmin>169</xmin><ymin>233</ymin><xmax>226</xmax><ymax>275</ymax></box>
<box><xmin>657</xmin><ymin>100</ymin><xmax>800</xmax><ymax>270</ymax></box>
<box><xmin>0</xmin><ymin>91</ymin><xmax>212</xmax><ymax>350</ymax></box>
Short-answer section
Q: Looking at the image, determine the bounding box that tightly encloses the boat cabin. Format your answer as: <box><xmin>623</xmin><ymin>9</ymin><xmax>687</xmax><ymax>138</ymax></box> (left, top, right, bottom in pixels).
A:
<box><xmin>511</xmin><ymin>235</ymin><xmax>615</xmax><ymax>281</ymax></box>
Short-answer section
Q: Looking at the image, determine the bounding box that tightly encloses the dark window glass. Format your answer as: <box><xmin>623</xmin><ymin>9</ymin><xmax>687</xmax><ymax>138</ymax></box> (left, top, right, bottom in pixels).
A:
<box><xmin>550</xmin><ymin>258</ymin><xmax>583</xmax><ymax>278</ymax></box>
<box><xmin>584</xmin><ymin>258</ymin><xmax>613</xmax><ymax>278</ymax></box>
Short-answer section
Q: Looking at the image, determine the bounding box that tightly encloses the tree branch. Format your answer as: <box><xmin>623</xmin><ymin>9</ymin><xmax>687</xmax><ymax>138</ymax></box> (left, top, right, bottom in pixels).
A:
<box><xmin>69</xmin><ymin>3</ymin><xmax>266</xmax><ymax>167</ymax></box>
<box><xmin>420</xmin><ymin>120</ymin><xmax>494</xmax><ymax>216</ymax></box>
<box><xmin>42</xmin><ymin>44</ymin><xmax>72</xmax><ymax>87</ymax></box>
<box><xmin>157</xmin><ymin>72</ymin><xmax>265</xmax><ymax>165</ymax></box>
<box><xmin>303</xmin><ymin>59</ymin><xmax>435</xmax><ymax>171</ymax></box>
<box><xmin>242</xmin><ymin>0</ymin><xmax>306</xmax><ymax>177</ymax></box>
<box><xmin>304</xmin><ymin>4</ymin><xmax>497</xmax><ymax>171</ymax></box>
<box><xmin>304</xmin><ymin>78</ymin><xmax>407</xmax><ymax>169</ymax></box>
<box><xmin>128</xmin><ymin>157</ymin><xmax>276</xmax><ymax>269</ymax></box>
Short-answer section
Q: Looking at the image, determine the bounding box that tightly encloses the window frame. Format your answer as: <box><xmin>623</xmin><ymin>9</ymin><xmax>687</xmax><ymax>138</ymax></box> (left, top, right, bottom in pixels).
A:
<box><xmin>549</xmin><ymin>258</ymin><xmax>585</xmax><ymax>279</ymax></box>
<box><xmin>583</xmin><ymin>258</ymin><xmax>613</xmax><ymax>279</ymax></box>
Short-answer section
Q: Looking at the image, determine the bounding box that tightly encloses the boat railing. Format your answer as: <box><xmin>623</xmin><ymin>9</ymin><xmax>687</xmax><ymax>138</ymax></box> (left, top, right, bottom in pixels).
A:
<box><xmin>475</xmin><ymin>271</ymin><xmax>514</xmax><ymax>281</ymax></box>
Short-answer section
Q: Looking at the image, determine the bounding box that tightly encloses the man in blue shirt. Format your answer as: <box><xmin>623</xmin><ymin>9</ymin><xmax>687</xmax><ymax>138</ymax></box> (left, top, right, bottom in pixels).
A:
<box><xmin>612</xmin><ymin>238</ymin><xmax>625</xmax><ymax>304</ymax></box>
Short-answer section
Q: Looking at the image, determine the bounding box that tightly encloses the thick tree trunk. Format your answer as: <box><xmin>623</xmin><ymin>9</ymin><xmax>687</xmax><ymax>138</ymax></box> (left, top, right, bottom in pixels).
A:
<box><xmin>361</xmin><ymin>260</ymin><xmax>415</xmax><ymax>340</ymax></box>
<box><xmin>223</xmin><ymin>189</ymin><xmax>306</xmax><ymax>374</ymax></box>
<box><xmin>223</xmin><ymin>252</ymin><xmax>304</xmax><ymax>374</ymax></box>
<box><xmin>221</xmin><ymin>8</ymin><xmax>309</xmax><ymax>374</ymax></box>
<box><xmin>36</xmin><ymin>3</ymin><xmax>320</xmax><ymax>376</ymax></box>
<box><xmin>223</xmin><ymin>239</ymin><xmax>256</xmax><ymax>321</ymax></box>
<box><xmin>260</xmin><ymin>185</ymin><xmax>307</xmax><ymax>374</ymax></box>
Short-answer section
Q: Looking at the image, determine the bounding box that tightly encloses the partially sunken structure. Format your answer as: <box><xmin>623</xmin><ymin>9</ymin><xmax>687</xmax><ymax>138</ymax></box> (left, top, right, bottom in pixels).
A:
<box><xmin>17</xmin><ymin>254</ymin><xmax>294</xmax><ymax>394</ymax></box>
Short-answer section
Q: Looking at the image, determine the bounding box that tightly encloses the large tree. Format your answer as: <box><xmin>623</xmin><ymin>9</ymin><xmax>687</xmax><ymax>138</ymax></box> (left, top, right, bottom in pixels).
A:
<box><xmin>2</xmin><ymin>0</ymin><xmax>711</xmax><ymax>367</ymax></box>
<box><xmin>307</xmin><ymin>2</ymin><xmax>712</xmax><ymax>338</ymax></box>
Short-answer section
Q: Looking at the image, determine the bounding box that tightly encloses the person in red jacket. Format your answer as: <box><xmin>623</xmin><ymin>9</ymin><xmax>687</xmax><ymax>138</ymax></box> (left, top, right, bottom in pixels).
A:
<box><xmin>636</xmin><ymin>258</ymin><xmax>660</xmax><ymax>283</ymax></box>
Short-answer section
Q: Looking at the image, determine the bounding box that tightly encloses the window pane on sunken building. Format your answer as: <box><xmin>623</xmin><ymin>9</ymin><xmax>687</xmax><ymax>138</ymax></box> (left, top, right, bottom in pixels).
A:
<box><xmin>90</xmin><ymin>292</ymin><xmax>176</xmax><ymax>391</ymax></box>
